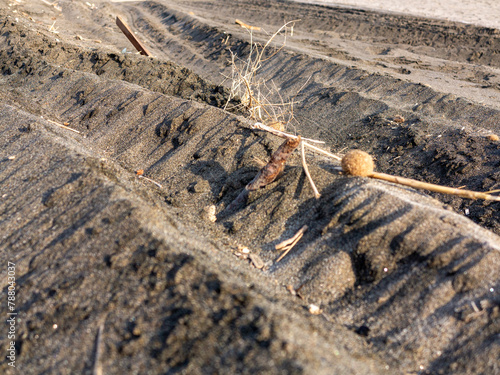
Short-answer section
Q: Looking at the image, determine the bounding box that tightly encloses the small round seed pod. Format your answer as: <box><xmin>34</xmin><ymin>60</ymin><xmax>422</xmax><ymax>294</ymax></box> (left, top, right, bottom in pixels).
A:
<box><xmin>341</xmin><ymin>150</ymin><xmax>374</xmax><ymax>177</ymax></box>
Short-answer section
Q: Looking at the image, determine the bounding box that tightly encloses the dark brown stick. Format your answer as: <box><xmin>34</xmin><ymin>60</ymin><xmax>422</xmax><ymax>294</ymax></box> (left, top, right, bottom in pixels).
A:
<box><xmin>116</xmin><ymin>16</ymin><xmax>151</xmax><ymax>56</ymax></box>
<box><xmin>225</xmin><ymin>136</ymin><xmax>301</xmax><ymax>213</ymax></box>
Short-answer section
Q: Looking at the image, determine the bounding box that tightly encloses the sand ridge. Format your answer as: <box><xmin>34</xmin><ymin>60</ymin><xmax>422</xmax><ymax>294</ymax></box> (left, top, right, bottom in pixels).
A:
<box><xmin>0</xmin><ymin>1</ymin><xmax>499</xmax><ymax>374</ymax></box>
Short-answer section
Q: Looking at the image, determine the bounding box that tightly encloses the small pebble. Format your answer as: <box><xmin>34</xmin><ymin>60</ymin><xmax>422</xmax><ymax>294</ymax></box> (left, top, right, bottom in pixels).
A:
<box><xmin>308</xmin><ymin>304</ymin><xmax>322</xmax><ymax>315</ymax></box>
<box><xmin>249</xmin><ymin>253</ymin><xmax>264</xmax><ymax>269</ymax></box>
<box><xmin>487</xmin><ymin>134</ymin><xmax>499</xmax><ymax>141</ymax></box>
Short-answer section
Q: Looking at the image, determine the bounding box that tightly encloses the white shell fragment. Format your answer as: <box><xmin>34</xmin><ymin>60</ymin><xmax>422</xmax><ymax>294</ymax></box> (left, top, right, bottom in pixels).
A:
<box><xmin>308</xmin><ymin>304</ymin><xmax>322</xmax><ymax>315</ymax></box>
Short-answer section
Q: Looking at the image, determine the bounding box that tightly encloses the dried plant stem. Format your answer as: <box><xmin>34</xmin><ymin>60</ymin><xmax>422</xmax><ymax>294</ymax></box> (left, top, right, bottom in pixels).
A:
<box><xmin>251</xmin><ymin>122</ymin><xmax>324</xmax><ymax>144</ymax></box>
<box><xmin>225</xmin><ymin>136</ymin><xmax>301</xmax><ymax>212</ymax></box>
<box><xmin>242</xmin><ymin>76</ymin><xmax>254</xmax><ymax>111</ymax></box>
<box><xmin>44</xmin><ymin>118</ymin><xmax>81</xmax><ymax>134</ymax></box>
<box><xmin>276</xmin><ymin>225</ymin><xmax>308</xmax><ymax>250</ymax></box>
<box><xmin>276</xmin><ymin>225</ymin><xmax>308</xmax><ymax>262</ymax></box>
<box><xmin>485</xmin><ymin>188</ymin><xmax>500</xmax><ymax>194</ymax></box>
<box><xmin>370</xmin><ymin>172</ymin><xmax>500</xmax><ymax>201</ymax></box>
<box><xmin>302</xmin><ymin>141</ymin><xmax>342</xmax><ymax>161</ymax></box>
<box><xmin>225</xmin><ymin>20</ymin><xmax>299</xmax><ymax>127</ymax></box>
<box><xmin>92</xmin><ymin>323</ymin><xmax>105</xmax><ymax>375</ymax></box>
<box><xmin>235</xmin><ymin>19</ymin><xmax>261</xmax><ymax>31</ymax></box>
<box><xmin>138</xmin><ymin>175</ymin><xmax>163</xmax><ymax>188</ymax></box>
<box><xmin>301</xmin><ymin>141</ymin><xmax>320</xmax><ymax>199</ymax></box>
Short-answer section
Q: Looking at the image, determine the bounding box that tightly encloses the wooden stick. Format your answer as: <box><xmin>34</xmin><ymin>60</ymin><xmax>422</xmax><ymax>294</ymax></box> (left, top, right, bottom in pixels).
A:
<box><xmin>235</xmin><ymin>19</ymin><xmax>261</xmax><ymax>31</ymax></box>
<box><xmin>370</xmin><ymin>172</ymin><xmax>500</xmax><ymax>201</ymax></box>
<box><xmin>116</xmin><ymin>16</ymin><xmax>151</xmax><ymax>56</ymax></box>
<box><xmin>301</xmin><ymin>141</ymin><xmax>320</xmax><ymax>199</ymax></box>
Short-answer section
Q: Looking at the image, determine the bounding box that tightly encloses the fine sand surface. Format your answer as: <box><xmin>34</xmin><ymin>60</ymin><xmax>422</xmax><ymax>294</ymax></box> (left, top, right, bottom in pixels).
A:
<box><xmin>1</xmin><ymin>0</ymin><xmax>499</xmax><ymax>374</ymax></box>
<box><xmin>295</xmin><ymin>0</ymin><xmax>500</xmax><ymax>30</ymax></box>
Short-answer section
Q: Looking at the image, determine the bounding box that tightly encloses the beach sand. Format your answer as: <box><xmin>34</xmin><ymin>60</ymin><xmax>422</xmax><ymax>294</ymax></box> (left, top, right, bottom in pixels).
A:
<box><xmin>296</xmin><ymin>0</ymin><xmax>500</xmax><ymax>29</ymax></box>
<box><xmin>0</xmin><ymin>0</ymin><xmax>499</xmax><ymax>374</ymax></box>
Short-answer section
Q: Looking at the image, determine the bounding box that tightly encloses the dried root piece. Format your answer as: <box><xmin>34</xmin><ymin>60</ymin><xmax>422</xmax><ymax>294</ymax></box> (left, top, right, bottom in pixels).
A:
<box><xmin>342</xmin><ymin>150</ymin><xmax>500</xmax><ymax>202</ymax></box>
<box><xmin>225</xmin><ymin>136</ymin><xmax>300</xmax><ymax>212</ymax></box>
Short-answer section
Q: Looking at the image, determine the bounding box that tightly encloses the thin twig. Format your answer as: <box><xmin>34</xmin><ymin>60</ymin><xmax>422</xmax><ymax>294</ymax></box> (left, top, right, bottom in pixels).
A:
<box><xmin>485</xmin><ymin>188</ymin><xmax>500</xmax><ymax>194</ymax></box>
<box><xmin>258</xmin><ymin>20</ymin><xmax>299</xmax><ymax>63</ymax></box>
<box><xmin>138</xmin><ymin>175</ymin><xmax>163</xmax><ymax>188</ymax></box>
<box><xmin>303</xmin><ymin>141</ymin><xmax>342</xmax><ymax>161</ymax></box>
<box><xmin>251</xmin><ymin>122</ymin><xmax>324</xmax><ymax>144</ymax></box>
<box><xmin>370</xmin><ymin>172</ymin><xmax>500</xmax><ymax>201</ymax></box>
<box><xmin>276</xmin><ymin>225</ymin><xmax>308</xmax><ymax>262</ymax></box>
<box><xmin>276</xmin><ymin>225</ymin><xmax>308</xmax><ymax>250</ymax></box>
<box><xmin>43</xmin><ymin>118</ymin><xmax>81</xmax><ymax>134</ymax></box>
<box><xmin>235</xmin><ymin>19</ymin><xmax>261</xmax><ymax>31</ymax></box>
<box><xmin>301</xmin><ymin>141</ymin><xmax>320</xmax><ymax>199</ymax></box>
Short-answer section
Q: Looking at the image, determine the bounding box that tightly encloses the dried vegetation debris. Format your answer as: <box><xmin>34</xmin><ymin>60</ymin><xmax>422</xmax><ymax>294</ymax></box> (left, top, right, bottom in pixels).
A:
<box><xmin>1</xmin><ymin>1</ymin><xmax>500</xmax><ymax>375</ymax></box>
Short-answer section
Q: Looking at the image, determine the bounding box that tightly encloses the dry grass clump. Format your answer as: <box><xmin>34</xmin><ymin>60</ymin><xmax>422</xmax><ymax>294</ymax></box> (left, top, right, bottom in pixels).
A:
<box><xmin>223</xmin><ymin>20</ymin><xmax>300</xmax><ymax>131</ymax></box>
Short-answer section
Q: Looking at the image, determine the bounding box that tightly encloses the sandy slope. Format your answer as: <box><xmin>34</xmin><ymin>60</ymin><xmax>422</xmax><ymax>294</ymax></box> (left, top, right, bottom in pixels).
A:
<box><xmin>0</xmin><ymin>0</ymin><xmax>499</xmax><ymax>374</ymax></box>
<box><xmin>295</xmin><ymin>0</ymin><xmax>500</xmax><ymax>29</ymax></box>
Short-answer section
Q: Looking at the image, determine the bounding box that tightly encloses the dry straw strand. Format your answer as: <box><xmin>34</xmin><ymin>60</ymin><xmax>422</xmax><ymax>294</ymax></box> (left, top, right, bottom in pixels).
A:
<box><xmin>235</xmin><ymin>19</ymin><xmax>261</xmax><ymax>31</ymax></box>
<box><xmin>341</xmin><ymin>150</ymin><xmax>500</xmax><ymax>202</ymax></box>
<box><xmin>276</xmin><ymin>225</ymin><xmax>308</xmax><ymax>262</ymax></box>
<box><xmin>301</xmin><ymin>141</ymin><xmax>321</xmax><ymax>199</ymax></box>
